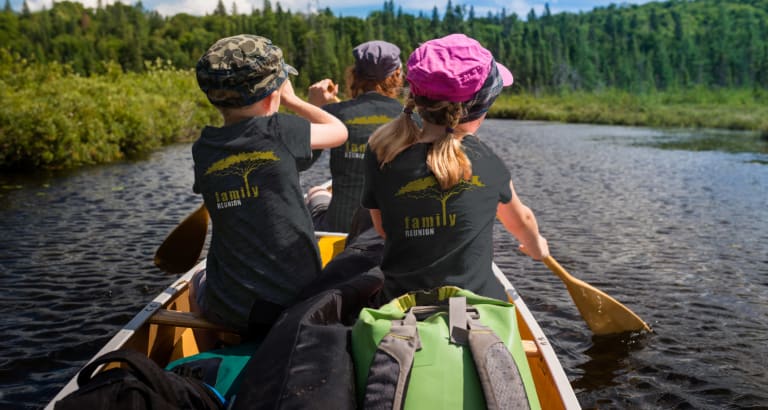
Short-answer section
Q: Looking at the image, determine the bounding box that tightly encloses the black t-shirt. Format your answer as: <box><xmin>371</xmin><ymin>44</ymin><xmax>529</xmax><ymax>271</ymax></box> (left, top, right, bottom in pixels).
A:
<box><xmin>321</xmin><ymin>93</ymin><xmax>403</xmax><ymax>232</ymax></box>
<box><xmin>192</xmin><ymin>113</ymin><xmax>322</xmax><ymax>332</ymax></box>
<box><xmin>362</xmin><ymin>135</ymin><xmax>512</xmax><ymax>301</ymax></box>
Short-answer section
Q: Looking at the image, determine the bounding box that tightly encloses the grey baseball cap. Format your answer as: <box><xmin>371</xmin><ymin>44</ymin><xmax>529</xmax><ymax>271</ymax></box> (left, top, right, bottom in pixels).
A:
<box><xmin>352</xmin><ymin>40</ymin><xmax>402</xmax><ymax>82</ymax></box>
<box><xmin>196</xmin><ymin>34</ymin><xmax>298</xmax><ymax>107</ymax></box>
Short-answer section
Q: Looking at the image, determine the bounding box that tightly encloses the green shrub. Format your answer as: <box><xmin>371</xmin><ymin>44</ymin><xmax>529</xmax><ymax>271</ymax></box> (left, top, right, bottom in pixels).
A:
<box><xmin>0</xmin><ymin>50</ymin><xmax>218</xmax><ymax>171</ymax></box>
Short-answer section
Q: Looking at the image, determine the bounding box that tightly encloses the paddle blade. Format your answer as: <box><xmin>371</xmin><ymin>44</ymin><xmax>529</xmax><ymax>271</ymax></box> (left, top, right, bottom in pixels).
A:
<box><xmin>154</xmin><ymin>204</ymin><xmax>209</xmax><ymax>274</ymax></box>
<box><xmin>543</xmin><ymin>256</ymin><xmax>652</xmax><ymax>335</ymax></box>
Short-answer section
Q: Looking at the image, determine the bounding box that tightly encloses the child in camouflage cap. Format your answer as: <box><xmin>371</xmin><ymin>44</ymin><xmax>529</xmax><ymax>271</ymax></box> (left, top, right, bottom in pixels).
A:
<box><xmin>189</xmin><ymin>34</ymin><xmax>347</xmax><ymax>345</ymax></box>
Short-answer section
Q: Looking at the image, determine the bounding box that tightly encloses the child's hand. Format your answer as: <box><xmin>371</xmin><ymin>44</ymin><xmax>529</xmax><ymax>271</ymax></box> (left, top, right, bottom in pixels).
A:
<box><xmin>308</xmin><ymin>79</ymin><xmax>340</xmax><ymax>106</ymax></box>
<box><xmin>281</xmin><ymin>79</ymin><xmax>297</xmax><ymax>99</ymax></box>
<box><xmin>279</xmin><ymin>79</ymin><xmax>303</xmax><ymax>110</ymax></box>
<box><xmin>518</xmin><ymin>234</ymin><xmax>549</xmax><ymax>261</ymax></box>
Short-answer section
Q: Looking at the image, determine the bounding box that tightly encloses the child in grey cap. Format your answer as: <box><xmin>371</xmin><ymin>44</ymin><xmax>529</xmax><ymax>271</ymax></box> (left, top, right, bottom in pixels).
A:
<box><xmin>190</xmin><ymin>34</ymin><xmax>347</xmax><ymax>346</ymax></box>
<box><xmin>304</xmin><ymin>40</ymin><xmax>405</xmax><ymax>234</ymax></box>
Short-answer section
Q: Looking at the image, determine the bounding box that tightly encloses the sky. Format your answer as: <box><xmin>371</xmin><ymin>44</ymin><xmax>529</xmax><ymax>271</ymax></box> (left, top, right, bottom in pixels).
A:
<box><xmin>13</xmin><ymin>0</ymin><xmax>657</xmax><ymax>19</ymax></box>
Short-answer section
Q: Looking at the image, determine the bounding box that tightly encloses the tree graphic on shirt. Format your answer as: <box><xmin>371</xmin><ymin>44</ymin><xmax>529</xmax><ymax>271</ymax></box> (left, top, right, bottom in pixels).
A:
<box><xmin>204</xmin><ymin>151</ymin><xmax>279</xmax><ymax>197</ymax></box>
<box><xmin>345</xmin><ymin>115</ymin><xmax>393</xmax><ymax>125</ymax></box>
<box><xmin>396</xmin><ymin>175</ymin><xmax>485</xmax><ymax>226</ymax></box>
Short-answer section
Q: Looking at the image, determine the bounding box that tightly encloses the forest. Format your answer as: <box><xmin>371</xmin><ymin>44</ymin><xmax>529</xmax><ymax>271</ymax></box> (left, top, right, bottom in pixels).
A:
<box><xmin>3</xmin><ymin>0</ymin><xmax>767</xmax><ymax>92</ymax></box>
<box><xmin>1</xmin><ymin>0</ymin><xmax>767</xmax><ymax>170</ymax></box>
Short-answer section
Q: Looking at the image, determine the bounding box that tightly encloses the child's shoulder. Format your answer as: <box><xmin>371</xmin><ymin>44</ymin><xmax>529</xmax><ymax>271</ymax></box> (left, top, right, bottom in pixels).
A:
<box><xmin>463</xmin><ymin>135</ymin><xmax>502</xmax><ymax>159</ymax></box>
<box><xmin>272</xmin><ymin>112</ymin><xmax>312</xmax><ymax>132</ymax></box>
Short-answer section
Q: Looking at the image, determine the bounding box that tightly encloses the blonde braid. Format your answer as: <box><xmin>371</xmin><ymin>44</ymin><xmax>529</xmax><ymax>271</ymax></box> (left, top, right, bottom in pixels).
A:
<box><xmin>427</xmin><ymin>102</ymin><xmax>472</xmax><ymax>190</ymax></box>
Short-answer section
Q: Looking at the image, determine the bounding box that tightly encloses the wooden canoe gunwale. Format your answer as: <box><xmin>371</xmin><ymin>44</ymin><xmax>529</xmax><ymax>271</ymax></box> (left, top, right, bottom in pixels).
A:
<box><xmin>43</xmin><ymin>261</ymin><xmax>205</xmax><ymax>410</ymax></box>
<box><xmin>493</xmin><ymin>263</ymin><xmax>580</xmax><ymax>409</ymax></box>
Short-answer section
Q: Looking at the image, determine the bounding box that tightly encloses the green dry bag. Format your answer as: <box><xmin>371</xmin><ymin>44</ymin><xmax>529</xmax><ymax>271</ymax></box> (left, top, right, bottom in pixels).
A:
<box><xmin>351</xmin><ymin>286</ymin><xmax>541</xmax><ymax>410</ymax></box>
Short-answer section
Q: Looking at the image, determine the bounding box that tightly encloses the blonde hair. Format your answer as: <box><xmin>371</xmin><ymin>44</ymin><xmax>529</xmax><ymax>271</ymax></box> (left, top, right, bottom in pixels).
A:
<box><xmin>369</xmin><ymin>94</ymin><xmax>471</xmax><ymax>190</ymax></box>
<box><xmin>344</xmin><ymin>67</ymin><xmax>404</xmax><ymax>99</ymax></box>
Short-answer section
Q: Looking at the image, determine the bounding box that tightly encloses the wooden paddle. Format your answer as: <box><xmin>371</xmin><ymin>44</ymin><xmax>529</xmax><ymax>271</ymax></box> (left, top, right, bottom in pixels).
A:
<box><xmin>542</xmin><ymin>255</ymin><xmax>652</xmax><ymax>335</ymax></box>
<box><xmin>328</xmin><ymin>82</ymin><xmax>341</xmax><ymax>103</ymax></box>
<box><xmin>154</xmin><ymin>203</ymin><xmax>209</xmax><ymax>274</ymax></box>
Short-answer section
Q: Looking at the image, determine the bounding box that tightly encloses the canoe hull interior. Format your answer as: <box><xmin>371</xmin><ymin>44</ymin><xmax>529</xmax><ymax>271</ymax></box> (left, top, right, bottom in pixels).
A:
<box><xmin>46</xmin><ymin>233</ymin><xmax>579</xmax><ymax>409</ymax></box>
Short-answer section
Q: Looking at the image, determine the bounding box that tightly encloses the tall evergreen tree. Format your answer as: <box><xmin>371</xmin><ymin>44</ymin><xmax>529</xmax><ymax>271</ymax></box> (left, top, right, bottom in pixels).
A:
<box><xmin>429</xmin><ymin>6</ymin><xmax>439</xmax><ymax>37</ymax></box>
<box><xmin>214</xmin><ymin>0</ymin><xmax>227</xmax><ymax>16</ymax></box>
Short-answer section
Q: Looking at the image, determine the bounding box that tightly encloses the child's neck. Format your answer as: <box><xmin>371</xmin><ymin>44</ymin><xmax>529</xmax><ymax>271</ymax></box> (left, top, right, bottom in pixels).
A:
<box><xmin>417</xmin><ymin>117</ymin><xmax>485</xmax><ymax>142</ymax></box>
<box><xmin>220</xmin><ymin>104</ymin><xmax>274</xmax><ymax>126</ymax></box>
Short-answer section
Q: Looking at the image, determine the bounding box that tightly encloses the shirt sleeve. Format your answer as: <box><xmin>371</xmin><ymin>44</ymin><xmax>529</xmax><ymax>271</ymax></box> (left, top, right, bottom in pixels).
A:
<box><xmin>191</xmin><ymin>142</ymin><xmax>202</xmax><ymax>194</ymax></box>
<box><xmin>468</xmin><ymin>136</ymin><xmax>512</xmax><ymax>204</ymax></box>
<box><xmin>498</xmin><ymin>179</ymin><xmax>512</xmax><ymax>203</ymax></box>
<box><xmin>273</xmin><ymin>113</ymin><xmax>312</xmax><ymax>169</ymax></box>
<box><xmin>495</xmin><ymin>156</ymin><xmax>513</xmax><ymax>204</ymax></box>
<box><xmin>361</xmin><ymin>144</ymin><xmax>380</xmax><ymax>209</ymax></box>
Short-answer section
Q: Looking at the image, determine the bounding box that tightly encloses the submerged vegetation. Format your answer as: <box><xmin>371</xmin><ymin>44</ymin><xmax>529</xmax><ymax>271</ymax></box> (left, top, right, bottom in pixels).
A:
<box><xmin>490</xmin><ymin>88</ymin><xmax>768</xmax><ymax>133</ymax></box>
<box><xmin>1</xmin><ymin>0</ymin><xmax>767</xmax><ymax>170</ymax></box>
<box><xmin>642</xmin><ymin>131</ymin><xmax>768</xmax><ymax>155</ymax></box>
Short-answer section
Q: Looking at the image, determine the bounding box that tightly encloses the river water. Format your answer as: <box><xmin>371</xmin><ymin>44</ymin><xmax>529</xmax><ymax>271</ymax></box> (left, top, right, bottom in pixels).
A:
<box><xmin>1</xmin><ymin>120</ymin><xmax>766</xmax><ymax>409</ymax></box>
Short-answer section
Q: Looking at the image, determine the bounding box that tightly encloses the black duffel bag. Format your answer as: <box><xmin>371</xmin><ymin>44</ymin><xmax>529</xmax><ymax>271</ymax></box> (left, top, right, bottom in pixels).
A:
<box><xmin>54</xmin><ymin>348</ymin><xmax>225</xmax><ymax>410</ymax></box>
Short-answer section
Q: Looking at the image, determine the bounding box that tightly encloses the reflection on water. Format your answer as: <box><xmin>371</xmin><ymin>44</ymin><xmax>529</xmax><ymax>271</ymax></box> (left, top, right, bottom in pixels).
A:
<box><xmin>571</xmin><ymin>332</ymin><xmax>650</xmax><ymax>392</ymax></box>
<box><xmin>1</xmin><ymin>121</ymin><xmax>767</xmax><ymax>410</ymax></box>
<box><xmin>636</xmin><ymin>128</ymin><xmax>768</xmax><ymax>155</ymax></box>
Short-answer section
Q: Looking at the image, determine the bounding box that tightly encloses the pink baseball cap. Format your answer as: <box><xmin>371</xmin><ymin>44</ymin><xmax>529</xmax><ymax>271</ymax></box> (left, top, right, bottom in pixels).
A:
<box><xmin>406</xmin><ymin>34</ymin><xmax>514</xmax><ymax>102</ymax></box>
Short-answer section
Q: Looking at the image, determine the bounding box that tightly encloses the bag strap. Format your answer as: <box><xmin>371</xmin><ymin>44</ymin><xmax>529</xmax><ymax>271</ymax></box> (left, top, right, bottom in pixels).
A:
<box><xmin>76</xmin><ymin>349</ymin><xmax>179</xmax><ymax>403</ymax></box>
<box><xmin>448</xmin><ymin>297</ymin><xmax>531</xmax><ymax>410</ymax></box>
<box><xmin>362</xmin><ymin>310</ymin><xmax>420</xmax><ymax>410</ymax></box>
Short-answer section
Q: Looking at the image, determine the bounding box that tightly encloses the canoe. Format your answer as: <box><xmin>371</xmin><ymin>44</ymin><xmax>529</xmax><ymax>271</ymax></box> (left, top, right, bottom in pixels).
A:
<box><xmin>45</xmin><ymin>234</ymin><xmax>579</xmax><ymax>410</ymax></box>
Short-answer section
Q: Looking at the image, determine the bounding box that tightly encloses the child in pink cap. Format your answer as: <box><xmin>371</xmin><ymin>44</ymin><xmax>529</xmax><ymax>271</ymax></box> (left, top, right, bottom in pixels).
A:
<box><xmin>362</xmin><ymin>34</ymin><xmax>549</xmax><ymax>301</ymax></box>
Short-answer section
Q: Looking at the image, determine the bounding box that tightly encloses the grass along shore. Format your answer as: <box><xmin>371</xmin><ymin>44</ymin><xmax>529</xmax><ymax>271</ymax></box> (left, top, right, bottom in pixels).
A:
<box><xmin>1</xmin><ymin>54</ymin><xmax>766</xmax><ymax>171</ymax></box>
<box><xmin>490</xmin><ymin>88</ymin><xmax>768</xmax><ymax>135</ymax></box>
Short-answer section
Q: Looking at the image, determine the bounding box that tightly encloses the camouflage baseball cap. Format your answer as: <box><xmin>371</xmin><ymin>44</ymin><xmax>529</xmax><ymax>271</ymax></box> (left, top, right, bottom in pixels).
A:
<box><xmin>196</xmin><ymin>34</ymin><xmax>298</xmax><ymax>108</ymax></box>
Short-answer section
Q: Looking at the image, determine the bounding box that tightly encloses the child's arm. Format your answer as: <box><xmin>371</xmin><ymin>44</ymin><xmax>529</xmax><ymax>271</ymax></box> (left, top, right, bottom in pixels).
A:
<box><xmin>280</xmin><ymin>80</ymin><xmax>347</xmax><ymax>149</ymax></box>
<box><xmin>368</xmin><ymin>209</ymin><xmax>386</xmax><ymax>239</ymax></box>
<box><xmin>496</xmin><ymin>180</ymin><xmax>549</xmax><ymax>260</ymax></box>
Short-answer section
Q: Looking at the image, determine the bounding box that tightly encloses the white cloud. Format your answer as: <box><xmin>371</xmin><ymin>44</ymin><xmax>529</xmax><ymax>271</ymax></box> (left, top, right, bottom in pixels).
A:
<box><xmin>508</xmin><ymin>0</ymin><xmax>540</xmax><ymax>18</ymax></box>
<box><xmin>150</xmin><ymin>0</ymin><xmax>387</xmax><ymax>15</ymax></box>
<box><xmin>131</xmin><ymin>0</ymin><xmax>539</xmax><ymax>17</ymax></box>
<box><xmin>15</xmin><ymin>0</ymin><xmax>653</xmax><ymax>18</ymax></box>
<box><xmin>153</xmin><ymin>0</ymin><xmax>224</xmax><ymax>15</ymax></box>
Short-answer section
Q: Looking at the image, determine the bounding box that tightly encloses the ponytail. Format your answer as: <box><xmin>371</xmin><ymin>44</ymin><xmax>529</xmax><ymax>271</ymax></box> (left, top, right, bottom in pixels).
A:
<box><xmin>369</xmin><ymin>95</ymin><xmax>472</xmax><ymax>190</ymax></box>
<box><xmin>426</xmin><ymin>102</ymin><xmax>471</xmax><ymax>190</ymax></box>
<box><xmin>369</xmin><ymin>95</ymin><xmax>420</xmax><ymax>165</ymax></box>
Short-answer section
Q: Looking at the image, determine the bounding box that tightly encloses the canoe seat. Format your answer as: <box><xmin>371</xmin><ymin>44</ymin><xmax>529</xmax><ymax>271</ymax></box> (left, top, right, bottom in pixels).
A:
<box><xmin>522</xmin><ymin>340</ymin><xmax>540</xmax><ymax>357</ymax></box>
<box><xmin>149</xmin><ymin>310</ymin><xmax>539</xmax><ymax>355</ymax></box>
<box><xmin>149</xmin><ymin>309</ymin><xmax>237</xmax><ymax>333</ymax></box>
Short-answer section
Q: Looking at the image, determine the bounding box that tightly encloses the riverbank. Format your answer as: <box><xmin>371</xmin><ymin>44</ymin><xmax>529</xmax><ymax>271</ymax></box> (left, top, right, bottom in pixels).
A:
<box><xmin>1</xmin><ymin>54</ymin><xmax>766</xmax><ymax>171</ymax></box>
<box><xmin>490</xmin><ymin>88</ymin><xmax>768</xmax><ymax>136</ymax></box>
